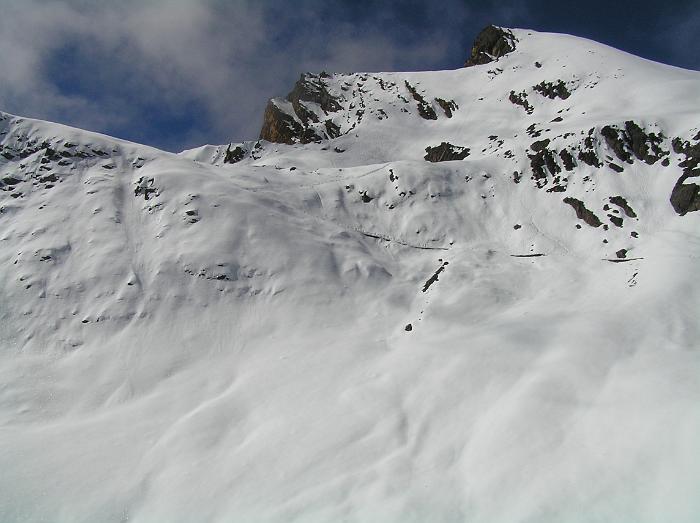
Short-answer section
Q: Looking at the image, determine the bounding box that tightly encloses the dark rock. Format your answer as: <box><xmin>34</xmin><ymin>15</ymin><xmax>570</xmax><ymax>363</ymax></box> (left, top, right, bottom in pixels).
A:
<box><xmin>602</xmin><ymin>121</ymin><xmax>667</xmax><ymax>165</ymax></box>
<box><xmin>578</xmin><ymin>149</ymin><xmax>601</xmax><ymax>167</ymax></box>
<box><xmin>39</xmin><ymin>173</ymin><xmax>58</xmax><ymax>183</ymax></box>
<box><xmin>287</xmin><ymin>73</ymin><xmax>342</xmax><ymax>118</ymax></box>
<box><xmin>360</xmin><ymin>192</ymin><xmax>373</xmax><ymax>203</ymax></box>
<box><xmin>514</xmin><ymin>224</ymin><xmax>521</xmax><ymax>230</ymax></box>
<box><xmin>324</xmin><ymin>120</ymin><xmax>341</xmax><ymax>139</ymax></box>
<box><xmin>435</xmin><ymin>98</ymin><xmax>458</xmax><ymax>118</ymax></box>
<box><xmin>609</xmin><ymin>215</ymin><xmax>623</xmax><ymax>227</ymax></box>
<box><xmin>509</xmin><ymin>91</ymin><xmax>533</xmax><ymax>114</ymax></box>
<box><xmin>424</xmin><ymin>142</ymin><xmax>470</xmax><ymax>162</ymax></box>
<box><xmin>616</xmin><ymin>249</ymin><xmax>627</xmax><ymax>259</ymax></box>
<box><xmin>134</xmin><ymin>176</ymin><xmax>158</xmax><ymax>201</ymax></box>
<box><xmin>1</xmin><ymin>176</ymin><xmax>21</xmax><ymax>186</ymax></box>
<box><xmin>405</xmin><ymin>323</ymin><xmax>413</xmax><ymax>332</ymax></box>
<box><xmin>533</xmin><ymin>80</ymin><xmax>571</xmax><ymax>100</ymax></box>
<box><xmin>670</xmin><ymin>178</ymin><xmax>700</xmax><ymax>215</ymax></box>
<box><xmin>529</xmin><ymin>142</ymin><xmax>561</xmax><ymax>188</ymax></box>
<box><xmin>669</xmin><ymin>135</ymin><xmax>700</xmax><ymax>215</ymax></box>
<box><xmin>559</xmin><ymin>149</ymin><xmax>576</xmax><ymax>170</ymax></box>
<box><xmin>673</xmin><ymin>136</ymin><xmax>700</xmax><ymax>177</ymax></box>
<box><xmin>223</xmin><ymin>145</ymin><xmax>246</xmax><ymax>164</ymax></box>
<box><xmin>43</xmin><ymin>147</ymin><xmax>62</xmax><ymax>162</ymax></box>
<box><xmin>526</xmin><ymin>124</ymin><xmax>542</xmax><ymax>138</ymax></box>
<box><xmin>405</xmin><ymin>81</ymin><xmax>438</xmax><ymax>120</ymax></box>
<box><xmin>624</xmin><ymin>121</ymin><xmax>666</xmax><ymax>164</ymax></box>
<box><xmin>260</xmin><ymin>101</ymin><xmax>311</xmax><ymax>144</ymax></box>
<box><xmin>609</xmin><ymin>196</ymin><xmax>637</xmax><ymax>218</ymax></box>
<box><xmin>601</xmin><ymin>125</ymin><xmax>632</xmax><ymax>163</ymax></box>
<box><xmin>464</xmin><ymin>25</ymin><xmax>518</xmax><ymax>67</ymax></box>
<box><xmin>577</xmin><ymin>133</ymin><xmax>602</xmax><ymax>167</ymax></box>
<box><xmin>258</xmin><ymin>73</ymin><xmax>342</xmax><ymax>144</ymax></box>
<box><xmin>563</xmin><ymin>197</ymin><xmax>603</xmax><ymax>227</ymax></box>
<box><xmin>530</xmin><ymin>139</ymin><xmax>551</xmax><ymax>152</ymax></box>
<box><xmin>608</xmin><ymin>162</ymin><xmax>624</xmax><ymax>173</ymax></box>
<box><xmin>422</xmin><ymin>261</ymin><xmax>448</xmax><ymax>292</ymax></box>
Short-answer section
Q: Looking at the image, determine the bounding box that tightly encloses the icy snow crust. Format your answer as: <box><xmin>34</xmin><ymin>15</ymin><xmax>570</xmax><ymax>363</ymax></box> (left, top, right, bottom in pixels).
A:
<box><xmin>1</xmin><ymin>29</ymin><xmax>699</xmax><ymax>522</ymax></box>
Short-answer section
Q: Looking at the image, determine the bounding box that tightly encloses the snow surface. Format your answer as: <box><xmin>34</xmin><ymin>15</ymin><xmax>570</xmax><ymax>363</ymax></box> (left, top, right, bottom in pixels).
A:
<box><xmin>1</xmin><ymin>28</ymin><xmax>699</xmax><ymax>522</ymax></box>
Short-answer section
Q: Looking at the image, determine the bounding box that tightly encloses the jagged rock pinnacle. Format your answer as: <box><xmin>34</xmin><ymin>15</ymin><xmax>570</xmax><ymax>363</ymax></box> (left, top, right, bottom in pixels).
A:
<box><xmin>464</xmin><ymin>25</ymin><xmax>518</xmax><ymax>67</ymax></box>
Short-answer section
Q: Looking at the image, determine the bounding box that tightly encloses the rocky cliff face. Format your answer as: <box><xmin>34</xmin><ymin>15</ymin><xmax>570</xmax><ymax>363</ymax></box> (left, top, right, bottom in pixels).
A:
<box><xmin>259</xmin><ymin>73</ymin><xmax>344</xmax><ymax>144</ymax></box>
<box><xmin>259</xmin><ymin>99</ymin><xmax>312</xmax><ymax>145</ymax></box>
<box><xmin>464</xmin><ymin>25</ymin><xmax>518</xmax><ymax>66</ymax></box>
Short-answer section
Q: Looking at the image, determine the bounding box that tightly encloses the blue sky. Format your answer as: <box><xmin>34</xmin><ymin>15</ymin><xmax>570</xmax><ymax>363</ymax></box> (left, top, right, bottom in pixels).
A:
<box><xmin>0</xmin><ymin>0</ymin><xmax>697</xmax><ymax>151</ymax></box>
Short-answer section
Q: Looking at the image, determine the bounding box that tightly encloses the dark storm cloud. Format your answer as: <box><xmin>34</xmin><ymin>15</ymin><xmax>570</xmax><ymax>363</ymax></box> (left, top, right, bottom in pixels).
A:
<box><xmin>0</xmin><ymin>0</ymin><xmax>696</xmax><ymax>151</ymax></box>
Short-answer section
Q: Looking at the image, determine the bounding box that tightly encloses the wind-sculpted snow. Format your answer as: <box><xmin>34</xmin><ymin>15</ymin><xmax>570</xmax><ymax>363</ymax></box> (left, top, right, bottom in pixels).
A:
<box><xmin>1</xmin><ymin>28</ymin><xmax>700</xmax><ymax>523</ymax></box>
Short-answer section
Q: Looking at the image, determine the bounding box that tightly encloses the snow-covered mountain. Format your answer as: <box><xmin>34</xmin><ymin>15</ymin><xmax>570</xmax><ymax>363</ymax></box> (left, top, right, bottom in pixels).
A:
<box><xmin>1</xmin><ymin>26</ymin><xmax>699</xmax><ymax>523</ymax></box>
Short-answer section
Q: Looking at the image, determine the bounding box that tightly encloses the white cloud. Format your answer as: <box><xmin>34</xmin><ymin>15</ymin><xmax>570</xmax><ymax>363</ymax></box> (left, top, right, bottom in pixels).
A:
<box><xmin>0</xmin><ymin>0</ymin><xmax>475</xmax><ymax>149</ymax></box>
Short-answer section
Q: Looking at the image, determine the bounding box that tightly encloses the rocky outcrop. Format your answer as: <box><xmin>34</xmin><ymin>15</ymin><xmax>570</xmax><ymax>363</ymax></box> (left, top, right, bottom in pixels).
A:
<box><xmin>424</xmin><ymin>142</ymin><xmax>470</xmax><ymax>162</ymax></box>
<box><xmin>422</xmin><ymin>261</ymin><xmax>448</xmax><ymax>292</ymax></box>
<box><xmin>528</xmin><ymin>139</ymin><xmax>569</xmax><ymax>192</ymax></box>
<box><xmin>435</xmin><ymin>98</ymin><xmax>458</xmax><ymax>118</ymax></box>
<box><xmin>609</xmin><ymin>196</ymin><xmax>637</xmax><ymax>218</ymax></box>
<box><xmin>287</xmin><ymin>72</ymin><xmax>342</xmax><ymax>116</ymax></box>
<box><xmin>577</xmin><ymin>131</ymin><xmax>602</xmax><ymax>167</ymax></box>
<box><xmin>559</xmin><ymin>148</ymin><xmax>576</xmax><ymax>170</ymax></box>
<box><xmin>405</xmin><ymin>81</ymin><xmax>438</xmax><ymax>120</ymax></box>
<box><xmin>673</xmin><ymin>134</ymin><xmax>700</xmax><ymax>176</ymax></box>
<box><xmin>669</xmin><ymin>134</ymin><xmax>700</xmax><ymax>214</ymax></box>
<box><xmin>533</xmin><ymin>80</ymin><xmax>571</xmax><ymax>100</ymax></box>
<box><xmin>670</xmin><ymin>181</ymin><xmax>700</xmax><ymax>215</ymax></box>
<box><xmin>134</xmin><ymin>176</ymin><xmax>158</xmax><ymax>201</ymax></box>
<box><xmin>529</xmin><ymin>139</ymin><xmax>557</xmax><ymax>179</ymax></box>
<box><xmin>464</xmin><ymin>26</ymin><xmax>518</xmax><ymax>67</ymax></box>
<box><xmin>563</xmin><ymin>197</ymin><xmax>603</xmax><ymax>227</ymax></box>
<box><xmin>259</xmin><ymin>100</ymin><xmax>314</xmax><ymax>145</ymax></box>
<box><xmin>509</xmin><ymin>91</ymin><xmax>533</xmax><ymax>114</ymax></box>
<box><xmin>259</xmin><ymin>73</ymin><xmax>343</xmax><ymax>144</ymax></box>
<box><xmin>601</xmin><ymin>121</ymin><xmax>667</xmax><ymax>165</ymax></box>
<box><xmin>223</xmin><ymin>145</ymin><xmax>246</xmax><ymax>164</ymax></box>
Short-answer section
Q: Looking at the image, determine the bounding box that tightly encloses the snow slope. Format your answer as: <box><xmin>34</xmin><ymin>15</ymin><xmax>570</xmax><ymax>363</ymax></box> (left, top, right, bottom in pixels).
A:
<box><xmin>1</xmin><ymin>28</ymin><xmax>699</xmax><ymax>522</ymax></box>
